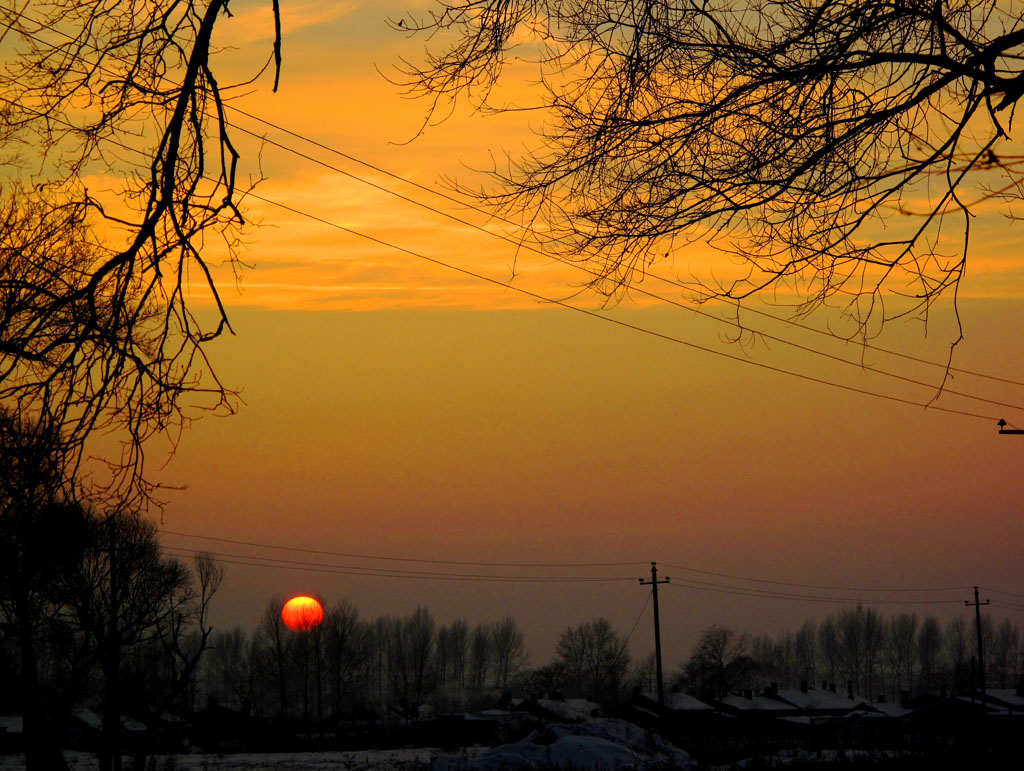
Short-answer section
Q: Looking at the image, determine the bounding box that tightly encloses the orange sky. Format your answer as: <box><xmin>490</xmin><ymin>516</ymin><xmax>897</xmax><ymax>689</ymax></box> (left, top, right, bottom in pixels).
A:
<box><xmin>89</xmin><ymin>1</ymin><xmax>1024</xmax><ymax>662</ymax></box>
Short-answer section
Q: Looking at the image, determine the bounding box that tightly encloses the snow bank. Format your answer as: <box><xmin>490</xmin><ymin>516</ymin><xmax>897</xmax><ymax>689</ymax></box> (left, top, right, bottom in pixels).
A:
<box><xmin>0</xmin><ymin>749</ymin><xmax>438</xmax><ymax>770</ymax></box>
<box><xmin>709</xmin><ymin>748</ymin><xmax>923</xmax><ymax>769</ymax></box>
<box><xmin>432</xmin><ymin>718</ymin><xmax>694</xmax><ymax>770</ymax></box>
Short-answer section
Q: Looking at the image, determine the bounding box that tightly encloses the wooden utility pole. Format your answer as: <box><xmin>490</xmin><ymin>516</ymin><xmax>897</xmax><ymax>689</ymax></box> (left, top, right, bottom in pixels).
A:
<box><xmin>965</xmin><ymin>586</ymin><xmax>990</xmax><ymax>713</ymax></box>
<box><xmin>640</xmin><ymin>562</ymin><xmax>670</xmax><ymax>708</ymax></box>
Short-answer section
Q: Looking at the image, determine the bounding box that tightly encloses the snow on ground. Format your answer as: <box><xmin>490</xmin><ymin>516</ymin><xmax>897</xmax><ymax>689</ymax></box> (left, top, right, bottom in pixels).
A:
<box><xmin>0</xmin><ymin>721</ymin><xmax>694</xmax><ymax>771</ymax></box>
<box><xmin>432</xmin><ymin>719</ymin><xmax>695</xmax><ymax>770</ymax></box>
<box><xmin>707</xmin><ymin>749</ymin><xmax>923</xmax><ymax>769</ymax></box>
<box><xmin>0</xmin><ymin>749</ymin><xmax>439</xmax><ymax>770</ymax></box>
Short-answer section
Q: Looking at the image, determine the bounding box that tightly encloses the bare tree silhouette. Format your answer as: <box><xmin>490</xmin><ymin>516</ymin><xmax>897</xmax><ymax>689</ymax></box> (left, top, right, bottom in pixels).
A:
<box><xmin>0</xmin><ymin>410</ymin><xmax>88</xmax><ymax>771</ymax></box>
<box><xmin>69</xmin><ymin>510</ymin><xmax>221</xmax><ymax>771</ymax></box>
<box><xmin>0</xmin><ymin>0</ymin><xmax>283</xmax><ymax>503</ymax></box>
<box><xmin>396</xmin><ymin>1</ymin><xmax>1024</xmax><ymax>337</ymax></box>
<box><xmin>555</xmin><ymin>617</ymin><xmax>630</xmax><ymax>705</ymax></box>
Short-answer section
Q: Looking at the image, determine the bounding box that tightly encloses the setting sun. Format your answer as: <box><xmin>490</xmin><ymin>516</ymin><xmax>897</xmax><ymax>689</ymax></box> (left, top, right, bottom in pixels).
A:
<box><xmin>281</xmin><ymin>595</ymin><xmax>324</xmax><ymax>632</ymax></box>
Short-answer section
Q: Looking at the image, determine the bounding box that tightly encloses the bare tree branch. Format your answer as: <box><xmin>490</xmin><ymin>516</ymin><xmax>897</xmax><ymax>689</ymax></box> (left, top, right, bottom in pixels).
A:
<box><xmin>0</xmin><ymin>0</ymin><xmax>282</xmax><ymax>505</ymax></box>
<box><xmin>396</xmin><ymin>0</ymin><xmax>1024</xmax><ymax>339</ymax></box>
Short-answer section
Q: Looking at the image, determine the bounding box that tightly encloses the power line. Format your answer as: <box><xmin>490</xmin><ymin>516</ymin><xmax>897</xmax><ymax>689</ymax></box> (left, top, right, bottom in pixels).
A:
<box><xmin>159</xmin><ymin>528</ymin><xmax>644</xmax><ymax>568</ymax></box>
<box><xmin>988</xmin><ymin>587</ymin><xmax>1024</xmax><ymax>600</ymax></box>
<box><xmin>220</xmin><ymin>119</ymin><xmax>1024</xmax><ymax>414</ymax></box>
<box><xmin>222</xmin><ymin>110</ymin><xmax>1024</xmax><ymax>391</ymax></box>
<box><xmin>162</xmin><ymin>546</ymin><xmax>965</xmax><ymax>606</ymax></box>
<box><xmin>161</xmin><ymin>536</ymin><xmax>968</xmax><ymax>607</ymax></box>
<box><xmin>172</xmin><ymin>547</ymin><xmax>635</xmax><ymax>580</ymax></box>
<box><xmin>3</xmin><ymin>10</ymin><xmax>1024</xmax><ymax>400</ymax></box>
<box><xmin>0</xmin><ymin>88</ymin><xmax>1010</xmax><ymax>424</ymax></box>
<box><xmin>615</xmin><ymin>588</ymin><xmax>653</xmax><ymax>667</ymax></box>
<box><xmin>663</xmin><ymin>578</ymin><xmax>962</xmax><ymax>607</ymax></box>
<box><xmin>162</xmin><ymin>548</ymin><xmax>636</xmax><ymax>583</ymax></box>
<box><xmin>0</xmin><ymin>26</ymin><xmax>1018</xmax><ymax>421</ymax></box>
<box><xmin>242</xmin><ymin>188</ymin><xmax>1009</xmax><ymax>423</ymax></box>
<box><xmin>660</xmin><ymin>562</ymin><xmax>968</xmax><ymax>594</ymax></box>
<box><xmin>989</xmin><ymin>601</ymin><xmax>1024</xmax><ymax>614</ymax></box>
<box><xmin>161</xmin><ymin>528</ymin><xmax>980</xmax><ymax>600</ymax></box>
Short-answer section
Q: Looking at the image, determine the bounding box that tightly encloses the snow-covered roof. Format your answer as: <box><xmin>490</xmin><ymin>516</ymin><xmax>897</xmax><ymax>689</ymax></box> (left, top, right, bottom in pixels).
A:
<box><xmin>982</xmin><ymin>689</ymin><xmax>1024</xmax><ymax>709</ymax></box>
<box><xmin>772</xmin><ymin>688</ymin><xmax>868</xmax><ymax>712</ymax></box>
<box><xmin>778</xmin><ymin>715</ymin><xmax>814</xmax><ymax>725</ymax></box>
<box><xmin>73</xmin><ymin>707</ymin><xmax>147</xmax><ymax>732</ymax></box>
<box><xmin>718</xmin><ymin>693</ymin><xmax>790</xmax><ymax>712</ymax></box>
<box><xmin>954</xmin><ymin>695</ymin><xmax>1017</xmax><ymax>715</ymax></box>
<box><xmin>0</xmin><ymin>716</ymin><xmax>23</xmax><ymax>734</ymax></box>
<box><xmin>869</xmin><ymin>702</ymin><xmax>910</xmax><ymax>718</ymax></box>
<box><xmin>643</xmin><ymin>692</ymin><xmax>715</xmax><ymax>711</ymax></box>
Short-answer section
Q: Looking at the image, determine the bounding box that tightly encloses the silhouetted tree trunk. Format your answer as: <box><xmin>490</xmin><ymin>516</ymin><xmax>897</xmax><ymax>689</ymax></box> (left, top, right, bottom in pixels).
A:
<box><xmin>917</xmin><ymin>616</ymin><xmax>943</xmax><ymax>695</ymax></box>
<box><xmin>946</xmin><ymin>617</ymin><xmax>970</xmax><ymax>693</ymax></box>
<box><xmin>819</xmin><ymin>616</ymin><xmax>840</xmax><ymax>690</ymax></box>
<box><xmin>468</xmin><ymin>624</ymin><xmax>491</xmax><ymax>696</ymax></box>
<box><xmin>258</xmin><ymin>599</ymin><xmax>290</xmax><ymax>718</ymax></box>
<box><xmin>0</xmin><ymin>412</ymin><xmax>90</xmax><ymax>771</ymax></box>
<box><xmin>70</xmin><ymin>512</ymin><xmax>195</xmax><ymax>771</ymax></box>
<box><xmin>490</xmin><ymin>617</ymin><xmax>527</xmax><ymax>691</ymax></box>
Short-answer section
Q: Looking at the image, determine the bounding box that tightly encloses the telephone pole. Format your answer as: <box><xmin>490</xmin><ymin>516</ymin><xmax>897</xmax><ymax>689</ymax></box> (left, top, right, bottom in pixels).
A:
<box><xmin>640</xmin><ymin>562</ymin><xmax>670</xmax><ymax>708</ymax></box>
<box><xmin>965</xmin><ymin>586</ymin><xmax>990</xmax><ymax>713</ymax></box>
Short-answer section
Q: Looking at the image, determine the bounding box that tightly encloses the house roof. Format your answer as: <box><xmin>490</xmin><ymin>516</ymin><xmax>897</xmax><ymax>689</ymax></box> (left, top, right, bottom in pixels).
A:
<box><xmin>976</xmin><ymin>689</ymin><xmax>1024</xmax><ymax>710</ymax></box>
<box><xmin>867</xmin><ymin>702</ymin><xmax>910</xmax><ymax>718</ymax></box>
<box><xmin>718</xmin><ymin>693</ymin><xmax>791</xmax><ymax>712</ymax></box>
<box><xmin>510</xmin><ymin>697</ymin><xmax>600</xmax><ymax>722</ymax></box>
<box><xmin>771</xmin><ymin>688</ymin><xmax>869</xmax><ymax>712</ymax></box>
<box><xmin>637</xmin><ymin>691</ymin><xmax>716</xmax><ymax>711</ymax></box>
<box><xmin>72</xmin><ymin>707</ymin><xmax>147</xmax><ymax>732</ymax></box>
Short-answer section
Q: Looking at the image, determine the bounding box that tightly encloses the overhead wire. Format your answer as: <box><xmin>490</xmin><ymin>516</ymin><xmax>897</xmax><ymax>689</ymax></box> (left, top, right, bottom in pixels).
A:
<box><xmin>240</xmin><ymin>188</ymin><xmax>1011</xmax><ymax>423</ymax></box>
<box><xmin>161</xmin><ymin>528</ymin><xmax>976</xmax><ymax>596</ymax></box>
<box><xmin>989</xmin><ymin>601</ymin><xmax>1024</xmax><ymax>614</ymax></box>
<box><xmin>988</xmin><ymin>587</ymin><xmax>1024</xmax><ymax>600</ymax></box>
<box><xmin>222</xmin><ymin>101</ymin><xmax>1024</xmax><ymax>390</ymax></box>
<box><xmin>662</xmin><ymin>579</ymin><xmax>963</xmax><ymax>607</ymax></box>
<box><xmin>158</xmin><ymin>528</ymin><xmax>645</xmax><ymax>568</ymax></box>
<box><xmin>161</xmin><ymin>547</ymin><xmax>636</xmax><ymax>583</ymax></box>
<box><xmin>618</xmin><ymin>588</ymin><xmax>652</xmax><ymax>654</ymax></box>
<box><xmin>0</xmin><ymin>94</ymin><xmax>1018</xmax><ymax>426</ymax></box>
<box><xmin>2</xmin><ymin>9</ymin><xmax>1024</xmax><ymax>409</ymax></box>
<box><xmin>221</xmin><ymin>119</ymin><xmax>1024</xmax><ymax>414</ymax></box>
<box><xmin>161</xmin><ymin>532</ymin><xmax>973</xmax><ymax>608</ymax></box>
<box><xmin>660</xmin><ymin>562</ymin><xmax>969</xmax><ymax>594</ymax></box>
<box><xmin>163</xmin><ymin>544</ymin><xmax>971</xmax><ymax>607</ymax></box>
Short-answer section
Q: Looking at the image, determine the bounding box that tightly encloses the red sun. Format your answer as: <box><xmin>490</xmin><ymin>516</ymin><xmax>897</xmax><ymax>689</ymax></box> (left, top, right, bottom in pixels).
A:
<box><xmin>281</xmin><ymin>596</ymin><xmax>324</xmax><ymax>631</ymax></box>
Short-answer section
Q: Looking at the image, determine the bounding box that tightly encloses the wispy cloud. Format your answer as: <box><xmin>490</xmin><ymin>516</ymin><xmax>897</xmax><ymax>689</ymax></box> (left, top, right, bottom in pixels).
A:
<box><xmin>216</xmin><ymin>1</ymin><xmax>358</xmax><ymax>48</ymax></box>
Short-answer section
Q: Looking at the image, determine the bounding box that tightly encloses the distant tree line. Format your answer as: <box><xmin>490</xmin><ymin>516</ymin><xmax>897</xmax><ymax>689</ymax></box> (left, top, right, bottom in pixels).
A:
<box><xmin>198</xmin><ymin>603</ymin><xmax>530</xmax><ymax>721</ymax></box>
<box><xmin>194</xmin><ymin>609</ymin><xmax>652</xmax><ymax>722</ymax></box>
<box><xmin>676</xmin><ymin>606</ymin><xmax>1023</xmax><ymax>704</ymax></box>
<box><xmin>196</xmin><ymin>599</ymin><xmax>1023</xmax><ymax>726</ymax></box>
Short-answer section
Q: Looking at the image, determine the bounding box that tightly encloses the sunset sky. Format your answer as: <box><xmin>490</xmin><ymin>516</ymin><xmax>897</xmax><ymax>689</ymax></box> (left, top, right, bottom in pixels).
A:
<box><xmin>137</xmin><ymin>0</ymin><xmax>1024</xmax><ymax>665</ymax></box>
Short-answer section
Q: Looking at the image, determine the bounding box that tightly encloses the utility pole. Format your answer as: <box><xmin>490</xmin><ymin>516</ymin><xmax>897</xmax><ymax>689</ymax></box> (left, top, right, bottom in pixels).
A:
<box><xmin>997</xmin><ymin>419</ymin><xmax>1024</xmax><ymax>434</ymax></box>
<box><xmin>965</xmin><ymin>586</ymin><xmax>990</xmax><ymax>713</ymax></box>
<box><xmin>639</xmin><ymin>562</ymin><xmax>670</xmax><ymax>708</ymax></box>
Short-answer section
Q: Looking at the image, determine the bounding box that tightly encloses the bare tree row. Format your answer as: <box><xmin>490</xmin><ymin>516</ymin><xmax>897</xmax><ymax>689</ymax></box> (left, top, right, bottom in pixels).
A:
<box><xmin>198</xmin><ymin>602</ymin><xmax>532</xmax><ymax>723</ymax></box>
<box><xmin>677</xmin><ymin>606</ymin><xmax>1023</xmax><ymax>704</ymax></box>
